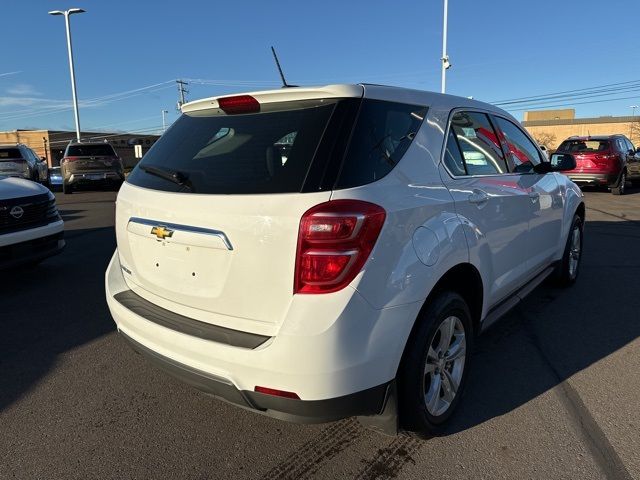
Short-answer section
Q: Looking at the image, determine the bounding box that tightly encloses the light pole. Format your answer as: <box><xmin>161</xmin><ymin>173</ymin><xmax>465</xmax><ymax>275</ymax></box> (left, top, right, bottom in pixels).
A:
<box><xmin>161</xmin><ymin>110</ymin><xmax>169</xmax><ymax>133</ymax></box>
<box><xmin>441</xmin><ymin>0</ymin><xmax>452</xmax><ymax>94</ymax></box>
<box><xmin>48</xmin><ymin>8</ymin><xmax>85</xmax><ymax>142</ymax></box>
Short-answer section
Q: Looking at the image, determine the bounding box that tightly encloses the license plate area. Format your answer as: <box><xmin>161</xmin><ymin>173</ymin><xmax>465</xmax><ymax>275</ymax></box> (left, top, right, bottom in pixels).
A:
<box><xmin>126</xmin><ymin>230</ymin><xmax>233</xmax><ymax>302</ymax></box>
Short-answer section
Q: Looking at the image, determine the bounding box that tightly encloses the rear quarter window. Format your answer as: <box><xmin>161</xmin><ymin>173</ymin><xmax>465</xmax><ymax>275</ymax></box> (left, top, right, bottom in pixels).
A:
<box><xmin>335</xmin><ymin>100</ymin><xmax>427</xmax><ymax>189</ymax></box>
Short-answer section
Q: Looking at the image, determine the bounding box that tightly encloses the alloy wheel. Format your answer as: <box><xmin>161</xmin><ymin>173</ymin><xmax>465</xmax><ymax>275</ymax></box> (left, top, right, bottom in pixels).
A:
<box><xmin>423</xmin><ymin>316</ymin><xmax>466</xmax><ymax>417</ymax></box>
<box><xmin>569</xmin><ymin>225</ymin><xmax>581</xmax><ymax>279</ymax></box>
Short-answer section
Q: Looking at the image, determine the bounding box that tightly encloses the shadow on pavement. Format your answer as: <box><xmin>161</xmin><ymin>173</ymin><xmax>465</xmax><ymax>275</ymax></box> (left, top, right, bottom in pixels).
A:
<box><xmin>0</xmin><ymin>226</ymin><xmax>116</xmax><ymax>412</ymax></box>
<box><xmin>447</xmin><ymin>217</ymin><xmax>640</xmax><ymax>434</ymax></box>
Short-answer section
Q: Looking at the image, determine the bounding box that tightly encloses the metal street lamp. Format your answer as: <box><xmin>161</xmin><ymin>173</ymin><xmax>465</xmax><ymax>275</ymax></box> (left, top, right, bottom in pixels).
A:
<box><xmin>441</xmin><ymin>0</ymin><xmax>452</xmax><ymax>94</ymax></box>
<box><xmin>161</xmin><ymin>110</ymin><xmax>169</xmax><ymax>133</ymax></box>
<box><xmin>48</xmin><ymin>8</ymin><xmax>85</xmax><ymax>142</ymax></box>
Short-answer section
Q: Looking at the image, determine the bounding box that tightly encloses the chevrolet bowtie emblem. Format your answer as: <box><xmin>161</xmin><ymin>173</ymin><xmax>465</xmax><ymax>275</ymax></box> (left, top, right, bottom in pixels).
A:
<box><xmin>150</xmin><ymin>225</ymin><xmax>174</xmax><ymax>240</ymax></box>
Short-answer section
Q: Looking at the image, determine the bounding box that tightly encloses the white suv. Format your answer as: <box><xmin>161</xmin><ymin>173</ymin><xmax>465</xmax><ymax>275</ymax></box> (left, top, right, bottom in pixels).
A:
<box><xmin>105</xmin><ymin>84</ymin><xmax>584</xmax><ymax>435</ymax></box>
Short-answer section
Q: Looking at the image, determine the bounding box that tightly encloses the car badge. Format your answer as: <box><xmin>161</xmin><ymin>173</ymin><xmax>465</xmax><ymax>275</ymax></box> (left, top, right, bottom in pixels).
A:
<box><xmin>9</xmin><ymin>206</ymin><xmax>24</xmax><ymax>219</ymax></box>
<box><xmin>150</xmin><ymin>225</ymin><xmax>174</xmax><ymax>240</ymax></box>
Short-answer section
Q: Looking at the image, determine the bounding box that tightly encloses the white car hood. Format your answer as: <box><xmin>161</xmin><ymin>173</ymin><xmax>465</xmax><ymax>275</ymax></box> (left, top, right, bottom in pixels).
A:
<box><xmin>0</xmin><ymin>176</ymin><xmax>49</xmax><ymax>200</ymax></box>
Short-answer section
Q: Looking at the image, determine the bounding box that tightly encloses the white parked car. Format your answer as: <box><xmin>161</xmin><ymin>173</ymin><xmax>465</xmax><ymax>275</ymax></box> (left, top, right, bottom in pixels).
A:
<box><xmin>105</xmin><ymin>84</ymin><xmax>584</xmax><ymax>435</ymax></box>
<box><xmin>1</xmin><ymin>176</ymin><xmax>64</xmax><ymax>269</ymax></box>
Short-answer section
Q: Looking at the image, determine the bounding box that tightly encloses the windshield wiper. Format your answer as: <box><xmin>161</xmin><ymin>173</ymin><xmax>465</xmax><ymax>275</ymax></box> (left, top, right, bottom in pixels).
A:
<box><xmin>139</xmin><ymin>164</ymin><xmax>193</xmax><ymax>191</ymax></box>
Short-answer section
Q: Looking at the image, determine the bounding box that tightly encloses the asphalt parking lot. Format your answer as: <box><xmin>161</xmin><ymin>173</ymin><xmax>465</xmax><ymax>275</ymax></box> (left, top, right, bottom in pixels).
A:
<box><xmin>1</xmin><ymin>186</ymin><xmax>639</xmax><ymax>480</ymax></box>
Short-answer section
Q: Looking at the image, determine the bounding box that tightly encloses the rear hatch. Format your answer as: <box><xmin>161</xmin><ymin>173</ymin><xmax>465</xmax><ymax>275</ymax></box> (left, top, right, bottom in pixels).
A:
<box><xmin>63</xmin><ymin>143</ymin><xmax>121</xmax><ymax>172</ymax></box>
<box><xmin>558</xmin><ymin>139</ymin><xmax>616</xmax><ymax>172</ymax></box>
<box><xmin>0</xmin><ymin>148</ymin><xmax>28</xmax><ymax>177</ymax></box>
<box><xmin>117</xmin><ymin>85</ymin><xmax>426</xmax><ymax>334</ymax></box>
<box><xmin>118</xmin><ymin>86</ymin><xmax>363</xmax><ymax>333</ymax></box>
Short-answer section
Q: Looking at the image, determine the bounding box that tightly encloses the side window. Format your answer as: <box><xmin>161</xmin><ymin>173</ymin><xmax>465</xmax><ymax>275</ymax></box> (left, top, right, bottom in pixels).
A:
<box><xmin>493</xmin><ymin>116</ymin><xmax>542</xmax><ymax>173</ymax></box>
<box><xmin>448</xmin><ymin>111</ymin><xmax>508</xmax><ymax>175</ymax></box>
<box><xmin>620</xmin><ymin>138</ymin><xmax>631</xmax><ymax>153</ymax></box>
<box><xmin>22</xmin><ymin>148</ymin><xmax>35</xmax><ymax>166</ymax></box>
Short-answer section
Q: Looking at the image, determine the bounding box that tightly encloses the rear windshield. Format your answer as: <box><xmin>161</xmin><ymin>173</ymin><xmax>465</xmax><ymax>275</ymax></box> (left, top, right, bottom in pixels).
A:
<box><xmin>127</xmin><ymin>98</ymin><xmax>427</xmax><ymax>194</ymax></box>
<box><xmin>0</xmin><ymin>148</ymin><xmax>23</xmax><ymax>159</ymax></box>
<box><xmin>66</xmin><ymin>144</ymin><xmax>116</xmax><ymax>157</ymax></box>
<box><xmin>558</xmin><ymin>140</ymin><xmax>610</xmax><ymax>153</ymax></box>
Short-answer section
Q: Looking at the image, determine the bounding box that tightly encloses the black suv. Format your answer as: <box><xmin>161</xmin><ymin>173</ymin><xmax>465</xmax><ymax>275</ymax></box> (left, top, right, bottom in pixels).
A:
<box><xmin>61</xmin><ymin>141</ymin><xmax>124</xmax><ymax>194</ymax></box>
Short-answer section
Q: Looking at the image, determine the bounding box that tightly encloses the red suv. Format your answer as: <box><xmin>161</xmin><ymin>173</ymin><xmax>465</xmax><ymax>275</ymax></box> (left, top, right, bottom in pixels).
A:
<box><xmin>556</xmin><ymin>135</ymin><xmax>637</xmax><ymax>195</ymax></box>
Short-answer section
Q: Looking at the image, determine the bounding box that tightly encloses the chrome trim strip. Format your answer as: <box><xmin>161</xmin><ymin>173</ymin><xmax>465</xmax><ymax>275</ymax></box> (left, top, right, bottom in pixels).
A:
<box><xmin>128</xmin><ymin>217</ymin><xmax>233</xmax><ymax>250</ymax></box>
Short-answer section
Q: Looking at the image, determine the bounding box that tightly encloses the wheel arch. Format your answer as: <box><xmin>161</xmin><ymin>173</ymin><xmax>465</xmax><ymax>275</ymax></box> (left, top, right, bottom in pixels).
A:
<box><xmin>396</xmin><ymin>262</ymin><xmax>484</xmax><ymax>377</ymax></box>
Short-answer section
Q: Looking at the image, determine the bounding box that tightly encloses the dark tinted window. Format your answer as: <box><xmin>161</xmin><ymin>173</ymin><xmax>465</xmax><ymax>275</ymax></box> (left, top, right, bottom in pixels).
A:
<box><xmin>128</xmin><ymin>102</ymin><xmax>338</xmax><ymax>194</ymax></box>
<box><xmin>127</xmin><ymin>98</ymin><xmax>426</xmax><ymax>194</ymax></box>
<box><xmin>558</xmin><ymin>140</ymin><xmax>610</xmax><ymax>152</ymax></box>
<box><xmin>493</xmin><ymin>116</ymin><xmax>541</xmax><ymax>173</ymax></box>
<box><xmin>335</xmin><ymin>100</ymin><xmax>427</xmax><ymax>188</ymax></box>
<box><xmin>0</xmin><ymin>148</ymin><xmax>23</xmax><ymax>159</ymax></box>
<box><xmin>448</xmin><ymin>111</ymin><xmax>508</xmax><ymax>175</ymax></box>
<box><xmin>66</xmin><ymin>144</ymin><xmax>116</xmax><ymax>157</ymax></box>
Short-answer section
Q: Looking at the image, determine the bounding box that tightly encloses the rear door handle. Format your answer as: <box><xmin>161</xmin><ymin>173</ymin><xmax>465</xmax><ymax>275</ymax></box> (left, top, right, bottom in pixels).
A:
<box><xmin>468</xmin><ymin>190</ymin><xmax>489</xmax><ymax>205</ymax></box>
<box><xmin>528</xmin><ymin>191</ymin><xmax>540</xmax><ymax>202</ymax></box>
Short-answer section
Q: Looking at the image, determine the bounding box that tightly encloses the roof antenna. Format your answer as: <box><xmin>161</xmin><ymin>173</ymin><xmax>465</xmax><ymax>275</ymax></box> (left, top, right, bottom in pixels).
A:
<box><xmin>271</xmin><ymin>46</ymin><xmax>297</xmax><ymax>88</ymax></box>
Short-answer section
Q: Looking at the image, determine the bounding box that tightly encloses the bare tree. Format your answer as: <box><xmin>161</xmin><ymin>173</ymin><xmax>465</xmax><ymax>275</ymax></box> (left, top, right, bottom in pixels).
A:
<box><xmin>630</xmin><ymin>118</ymin><xmax>640</xmax><ymax>146</ymax></box>
<box><xmin>533</xmin><ymin>131</ymin><xmax>557</xmax><ymax>150</ymax></box>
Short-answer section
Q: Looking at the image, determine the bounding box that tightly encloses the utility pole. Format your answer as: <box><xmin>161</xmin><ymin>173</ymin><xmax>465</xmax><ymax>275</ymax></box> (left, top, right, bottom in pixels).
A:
<box><xmin>441</xmin><ymin>0</ymin><xmax>451</xmax><ymax>94</ymax></box>
<box><xmin>176</xmin><ymin>79</ymin><xmax>189</xmax><ymax>110</ymax></box>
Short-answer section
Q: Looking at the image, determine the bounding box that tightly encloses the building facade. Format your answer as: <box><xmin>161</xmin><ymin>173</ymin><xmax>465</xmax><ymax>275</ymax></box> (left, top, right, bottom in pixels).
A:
<box><xmin>522</xmin><ymin>109</ymin><xmax>640</xmax><ymax>151</ymax></box>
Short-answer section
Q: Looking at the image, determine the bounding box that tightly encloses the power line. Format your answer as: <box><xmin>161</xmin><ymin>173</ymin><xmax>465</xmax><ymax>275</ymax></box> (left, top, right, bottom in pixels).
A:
<box><xmin>491</xmin><ymin>79</ymin><xmax>640</xmax><ymax>105</ymax></box>
<box><xmin>500</xmin><ymin>86</ymin><xmax>640</xmax><ymax>111</ymax></box>
<box><xmin>507</xmin><ymin>94</ymin><xmax>640</xmax><ymax>113</ymax></box>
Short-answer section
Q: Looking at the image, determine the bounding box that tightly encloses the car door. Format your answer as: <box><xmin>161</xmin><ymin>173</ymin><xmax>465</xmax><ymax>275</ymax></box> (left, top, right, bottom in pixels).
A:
<box><xmin>439</xmin><ymin>110</ymin><xmax>533</xmax><ymax>306</ymax></box>
<box><xmin>492</xmin><ymin>115</ymin><xmax>564</xmax><ymax>273</ymax></box>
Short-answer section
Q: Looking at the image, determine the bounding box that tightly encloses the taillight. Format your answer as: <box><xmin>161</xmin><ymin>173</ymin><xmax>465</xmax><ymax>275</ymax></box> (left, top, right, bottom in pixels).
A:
<box><xmin>61</xmin><ymin>156</ymin><xmax>79</xmax><ymax>164</ymax></box>
<box><xmin>294</xmin><ymin>200</ymin><xmax>386</xmax><ymax>294</ymax></box>
<box><xmin>217</xmin><ymin>95</ymin><xmax>260</xmax><ymax>115</ymax></box>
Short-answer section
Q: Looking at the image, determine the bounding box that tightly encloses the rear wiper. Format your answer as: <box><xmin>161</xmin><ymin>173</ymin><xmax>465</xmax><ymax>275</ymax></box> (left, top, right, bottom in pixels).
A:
<box><xmin>139</xmin><ymin>164</ymin><xmax>193</xmax><ymax>191</ymax></box>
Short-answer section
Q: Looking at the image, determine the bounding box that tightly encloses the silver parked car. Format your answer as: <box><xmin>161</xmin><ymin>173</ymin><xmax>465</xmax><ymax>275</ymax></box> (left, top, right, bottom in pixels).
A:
<box><xmin>0</xmin><ymin>144</ymin><xmax>49</xmax><ymax>183</ymax></box>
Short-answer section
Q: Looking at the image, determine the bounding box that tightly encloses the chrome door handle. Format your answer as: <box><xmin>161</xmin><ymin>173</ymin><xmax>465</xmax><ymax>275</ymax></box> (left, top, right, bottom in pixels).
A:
<box><xmin>528</xmin><ymin>191</ymin><xmax>540</xmax><ymax>202</ymax></box>
<box><xmin>468</xmin><ymin>190</ymin><xmax>489</xmax><ymax>205</ymax></box>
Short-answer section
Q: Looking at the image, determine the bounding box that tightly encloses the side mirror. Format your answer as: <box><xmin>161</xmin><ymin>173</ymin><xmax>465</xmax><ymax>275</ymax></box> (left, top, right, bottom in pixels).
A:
<box><xmin>636</xmin><ymin>147</ymin><xmax>640</xmax><ymax>154</ymax></box>
<box><xmin>549</xmin><ymin>153</ymin><xmax>576</xmax><ymax>171</ymax></box>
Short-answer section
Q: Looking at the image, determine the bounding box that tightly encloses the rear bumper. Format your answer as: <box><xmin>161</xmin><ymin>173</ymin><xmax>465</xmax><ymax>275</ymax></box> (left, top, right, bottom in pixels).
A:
<box><xmin>105</xmin><ymin>250</ymin><xmax>420</xmax><ymax>422</ymax></box>
<box><xmin>67</xmin><ymin>171</ymin><xmax>123</xmax><ymax>185</ymax></box>
<box><xmin>565</xmin><ymin>172</ymin><xmax>618</xmax><ymax>186</ymax></box>
<box><xmin>120</xmin><ymin>330</ymin><xmax>390</xmax><ymax>423</ymax></box>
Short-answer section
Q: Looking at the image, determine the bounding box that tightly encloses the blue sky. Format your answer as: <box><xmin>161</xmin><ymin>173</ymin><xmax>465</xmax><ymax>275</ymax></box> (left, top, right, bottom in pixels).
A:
<box><xmin>2</xmin><ymin>0</ymin><xmax>640</xmax><ymax>134</ymax></box>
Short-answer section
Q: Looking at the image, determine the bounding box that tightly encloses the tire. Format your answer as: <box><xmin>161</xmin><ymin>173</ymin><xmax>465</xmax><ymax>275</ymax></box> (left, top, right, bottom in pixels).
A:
<box><xmin>553</xmin><ymin>214</ymin><xmax>583</xmax><ymax>287</ymax></box>
<box><xmin>62</xmin><ymin>182</ymin><xmax>73</xmax><ymax>195</ymax></box>
<box><xmin>611</xmin><ymin>171</ymin><xmax>626</xmax><ymax>195</ymax></box>
<box><xmin>398</xmin><ymin>291</ymin><xmax>473</xmax><ymax>437</ymax></box>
